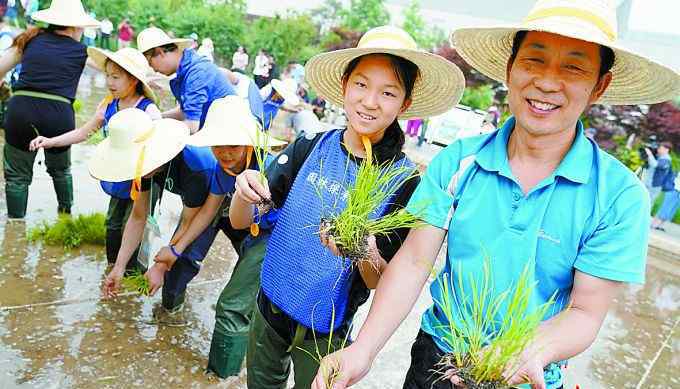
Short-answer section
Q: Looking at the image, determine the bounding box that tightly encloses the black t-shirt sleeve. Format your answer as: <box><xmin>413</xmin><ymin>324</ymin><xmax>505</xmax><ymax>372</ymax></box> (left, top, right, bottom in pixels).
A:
<box><xmin>265</xmin><ymin>132</ymin><xmax>323</xmax><ymax>208</ymax></box>
<box><xmin>374</xmin><ymin>172</ymin><xmax>421</xmax><ymax>261</ymax></box>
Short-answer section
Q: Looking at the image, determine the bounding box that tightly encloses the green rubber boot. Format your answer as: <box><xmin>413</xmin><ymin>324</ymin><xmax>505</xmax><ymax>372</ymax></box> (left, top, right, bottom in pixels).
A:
<box><xmin>207</xmin><ymin>331</ymin><xmax>249</xmax><ymax>378</ymax></box>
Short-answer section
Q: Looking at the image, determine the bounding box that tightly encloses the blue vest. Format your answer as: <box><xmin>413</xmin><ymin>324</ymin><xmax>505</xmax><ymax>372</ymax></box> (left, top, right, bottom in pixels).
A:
<box><xmin>262</xmin><ymin>91</ymin><xmax>282</xmax><ymax>131</ymax></box>
<box><xmin>261</xmin><ymin>130</ymin><xmax>413</xmax><ymax>333</ymax></box>
<box><xmin>99</xmin><ymin>98</ymin><xmax>154</xmax><ymax>199</ymax></box>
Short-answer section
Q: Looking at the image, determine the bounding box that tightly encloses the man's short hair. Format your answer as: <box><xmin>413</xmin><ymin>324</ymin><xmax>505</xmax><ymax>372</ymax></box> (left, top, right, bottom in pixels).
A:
<box><xmin>508</xmin><ymin>31</ymin><xmax>615</xmax><ymax>78</ymax></box>
<box><xmin>660</xmin><ymin>141</ymin><xmax>673</xmax><ymax>150</ymax></box>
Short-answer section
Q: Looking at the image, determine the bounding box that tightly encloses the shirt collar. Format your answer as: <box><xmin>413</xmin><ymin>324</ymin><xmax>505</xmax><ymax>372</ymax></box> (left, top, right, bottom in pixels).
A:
<box><xmin>475</xmin><ymin>117</ymin><xmax>593</xmax><ymax>185</ymax></box>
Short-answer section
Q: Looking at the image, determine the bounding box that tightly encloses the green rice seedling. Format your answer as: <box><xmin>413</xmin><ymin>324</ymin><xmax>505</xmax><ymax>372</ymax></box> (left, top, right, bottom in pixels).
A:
<box><xmin>121</xmin><ymin>268</ymin><xmax>151</xmax><ymax>296</ymax></box>
<box><xmin>250</xmin><ymin>112</ymin><xmax>276</xmax><ymax>237</ymax></box>
<box><xmin>28</xmin><ymin>213</ymin><xmax>107</xmax><ymax>250</ymax></box>
<box><xmin>320</xmin><ymin>158</ymin><xmax>422</xmax><ymax>263</ymax></box>
<box><xmin>297</xmin><ymin>302</ymin><xmax>352</xmax><ymax>389</ymax></box>
<box><xmin>431</xmin><ymin>258</ymin><xmax>555</xmax><ymax>389</ymax></box>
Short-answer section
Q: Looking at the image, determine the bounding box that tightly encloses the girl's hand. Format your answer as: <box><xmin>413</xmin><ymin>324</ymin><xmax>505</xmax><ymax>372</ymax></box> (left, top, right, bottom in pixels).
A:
<box><xmin>94</xmin><ymin>100</ymin><xmax>107</xmax><ymax>127</ymax></box>
<box><xmin>234</xmin><ymin>169</ymin><xmax>271</xmax><ymax>205</ymax></box>
<box><xmin>319</xmin><ymin>221</ymin><xmax>342</xmax><ymax>257</ymax></box>
<box><xmin>29</xmin><ymin>136</ymin><xmax>52</xmax><ymax>151</ymax></box>
<box><xmin>102</xmin><ymin>265</ymin><xmax>125</xmax><ymax>298</ymax></box>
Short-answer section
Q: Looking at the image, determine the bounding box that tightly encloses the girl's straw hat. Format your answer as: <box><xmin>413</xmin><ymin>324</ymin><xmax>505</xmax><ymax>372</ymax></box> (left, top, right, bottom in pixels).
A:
<box><xmin>87</xmin><ymin>47</ymin><xmax>158</xmax><ymax>103</ymax></box>
<box><xmin>89</xmin><ymin>108</ymin><xmax>189</xmax><ymax>182</ymax></box>
<box><xmin>137</xmin><ymin>27</ymin><xmax>193</xmax><ymax>54</ymax></box>
<box><xmin>452</xmin><ymin>0</ymin><xmax>680</xmax><ymax>105</ymax></box>
<box><xmin>270</xmin><ymin>78</ymin><xmax>300</xmax><ymax>106</ymax></box>
<box><xmin>31</xmin><ymin>0</ymin><xmax>100</xmax><ymax>28</ymax></box>
<box><xmin>188</xmin><ymin>96</ymin><xmax>287</xmax><ymax>148</ymax></box>
<box><xmin>305</xmin><ymin>25</ymin><xmax>465</xmax><ymax>119</ymax></box>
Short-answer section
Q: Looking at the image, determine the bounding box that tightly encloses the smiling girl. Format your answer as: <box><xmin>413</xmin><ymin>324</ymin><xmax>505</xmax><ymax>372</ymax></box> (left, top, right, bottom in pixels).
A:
<box><xmin>228</xmin><ymin>26</ymin><xmax>465</xmax><ymax>388</ymax></box>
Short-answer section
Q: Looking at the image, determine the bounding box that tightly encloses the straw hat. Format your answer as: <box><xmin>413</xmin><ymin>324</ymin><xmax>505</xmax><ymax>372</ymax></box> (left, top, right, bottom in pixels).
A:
<box><xmin>87</xmin><ymin>47</ymin><xmax>157</xmax><ymax>103</ymax></box>
<box><xmin>305</xmin><ymin>25</ymin><xmax>465</xmax><ymax>119</ymax></box>
<box><xmin>137</xmin><ymin>27</ymin><xmax>193</xmax><ymax>54</ymax></box>
<box><xmin>271</xmin><ymin>78</ymin><xmax>301</xmax><ymax>106</ymax></box>
<box><xmin>31</xmin><ymin>0</ymin><xmax>100</xmax><ymax>28</ymax></box>
<box><xmin>89</xmin><ymin>108</ymin><xmax>189</xmax><ymax>182</ymax></box>
<box><xmin>452</xmin><ymin>0</ymin><xmax>680</xmax><ymax>105</ymax></box>
<box><xmin>188</xmin><ymin>96</ymin><xmax>287</xmax><ymax>148</ymax></box>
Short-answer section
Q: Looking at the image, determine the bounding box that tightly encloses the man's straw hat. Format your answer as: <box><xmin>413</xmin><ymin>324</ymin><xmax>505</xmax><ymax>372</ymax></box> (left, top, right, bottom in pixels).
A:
<box><xmin>305</xmin><ymin>25</ymin><xmax>465</xmax><ymax>119</ymax></box>
<box><xmin>452</xmin><ymin>0</ymin><xmax>680</xmax><ymax>105</ymax></box>
<box><xmin>270</xmin><ymin>78</ymin><xmax>301</xmax><ymax>106</ymax></box>
<box><xmin>137</xmin><ymin>27</ymin><xmax>193</xmax><ymax>54</ymax></box>
<box><xmin>31</xmin><ymin>0</ymin><xmax>100</xmax><ymax>28</ymax></box>
<box><xmin>89</xmin><ymin>108</ymin><xmax>189</xmax><ymax>182</ymax></box>
<box><xmin>188</xmin><ymin>96</ymin><xmax>287</xmax><ymax>148</ymax></box>
<box><xmin>87</xmin><ymin>47</ymin><xmax>157</xmax><ymax>103</ymax></box>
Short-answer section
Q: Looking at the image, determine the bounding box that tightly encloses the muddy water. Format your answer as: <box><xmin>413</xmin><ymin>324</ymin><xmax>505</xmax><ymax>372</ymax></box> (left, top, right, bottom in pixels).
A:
<box><xmin>0</xmin><ymin>69</ymin><xmax>678</xmax><ymax>388</ymax></box>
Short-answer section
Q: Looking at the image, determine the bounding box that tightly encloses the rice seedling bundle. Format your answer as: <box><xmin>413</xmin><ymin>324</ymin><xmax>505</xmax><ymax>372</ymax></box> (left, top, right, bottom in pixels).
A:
<box><xmin>320</xmin><ymin>157</ymin><xmax>421</xmax><ymax>263</ymax></box>
<box><xmin>433</xmin><ymin>260</ymin><xmax>555</xmax><ymax>389</ymax></box>
<box><xmin>121</xmin><ymin>269</ymin><xmax>151</xmax><ymax>296</ymax></box>
<box><xmin>28</xmin><ymin>213</ymin><xmax>107</xmax><ymax>249</ymax></box>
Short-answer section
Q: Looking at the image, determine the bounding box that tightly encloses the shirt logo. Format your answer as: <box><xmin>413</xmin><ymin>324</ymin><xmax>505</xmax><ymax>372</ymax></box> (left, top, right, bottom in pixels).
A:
<box><xmin>538</xmin><ymin>229</ymin><xmax>561</xmax><ymax>245</ymax></box>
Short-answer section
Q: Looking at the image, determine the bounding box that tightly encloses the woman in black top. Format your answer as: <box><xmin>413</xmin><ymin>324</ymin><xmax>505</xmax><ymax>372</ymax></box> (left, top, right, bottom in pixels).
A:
<box><xmin>0</xmin><ymin>0</ymin><xmax>98</xmax><ymax>218</ymax></box>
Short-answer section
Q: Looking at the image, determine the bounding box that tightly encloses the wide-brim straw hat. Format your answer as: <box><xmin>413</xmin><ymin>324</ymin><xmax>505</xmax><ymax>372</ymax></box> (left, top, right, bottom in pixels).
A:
<box><xmin>271</xmin><ymin>78</ymin><xmax>301</xmax><ymax>106</ymax></box>
<box><xmin>452</xmin><ymin>0</ymin><xmax>680</xmax><ymax>105</ymax></box>
<box><xmin>188</xmin><ymin>96</ymin><xmax>287</xmax><ymax>148</ymax></box>
<box><xmin>87</xmin><ymin>47</ymin><xmax>158</xmax><ymax>103</ymax></box>
<box><xmin>31</xmin><ymin>0</ymin><xmax>100</xmax><ymax>28</ymax></box>
<box><xmin>89</xmin><ymin>108</ymin><xmax>189</xmax><ymax>182</ymax></box>
<box><xmin>306</xmin><ymin>25</ymin><xmax>465</xmax><ymax>119</ymax></box>
<box><xmin>137</xmin><ymin>27</ymin><xmax>193</xmax><ymax>54</ymax></box>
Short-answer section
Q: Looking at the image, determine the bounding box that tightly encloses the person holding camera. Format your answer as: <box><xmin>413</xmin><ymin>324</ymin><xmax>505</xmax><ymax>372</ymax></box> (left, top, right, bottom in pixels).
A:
<box><xmin>645</xmin><ymin>141</ymin><xmax>673</xmax><ymax>204</ymax></box>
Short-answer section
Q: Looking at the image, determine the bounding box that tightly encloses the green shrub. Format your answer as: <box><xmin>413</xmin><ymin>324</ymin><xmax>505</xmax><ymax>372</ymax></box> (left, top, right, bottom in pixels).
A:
<box><xmin>460</xmin><ymin>85</ymin><xmax>494</xmax><ymax>111</ymax></box>
<box><xmin>28</xmin><ymin>213</ymin><xmax>107</xmax><ymax>249</ymax></box>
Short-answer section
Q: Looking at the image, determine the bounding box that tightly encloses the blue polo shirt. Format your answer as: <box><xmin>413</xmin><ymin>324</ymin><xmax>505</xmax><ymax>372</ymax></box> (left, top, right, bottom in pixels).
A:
<box><xmin>170</xmin><ymin>49</ymin><xmax>236</xmax><ymax>128</ymax></box>
<box><xmin>407</xmin><ymin>118</ymin><xmax>650</xmax><ymax>388</ymax></box>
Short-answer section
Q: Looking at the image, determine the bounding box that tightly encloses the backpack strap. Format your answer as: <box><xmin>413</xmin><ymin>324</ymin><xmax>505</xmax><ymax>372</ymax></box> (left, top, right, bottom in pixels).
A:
<box><xmin>444</xmin><ymin>155</ymin><xmax>476</xmax><ymax>228</ymax></box>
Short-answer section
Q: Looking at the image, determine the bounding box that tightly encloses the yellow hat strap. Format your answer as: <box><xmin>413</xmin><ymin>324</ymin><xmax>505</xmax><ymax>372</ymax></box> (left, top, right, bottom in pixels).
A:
<box><xmin>523</xmin><ymin>7</ymin><xmax>617</xmax><ymax>42</ymax></box>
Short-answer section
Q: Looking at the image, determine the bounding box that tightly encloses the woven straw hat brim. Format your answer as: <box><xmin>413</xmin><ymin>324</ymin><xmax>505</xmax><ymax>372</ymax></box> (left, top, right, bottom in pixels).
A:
<box><xmin>89</xmin><ymin>119</ymin><xmax>189</xmax><ymax>182</ymax></box>
<box><xmin>453</xmin><ymin>27</ymin><xmax>680</xmax><ymax>105</ymax></box>
<box><xmin>88</xmin><ymin>48</ymin><xmax>158</xmax><ymax>103</ymax></box>
<box><xmin>306</xmin><ymin>47</ymin><xmax>466</xmax><ymax>119</ymax></box>
<box><xmin>138</xmin><ymin>38</ymin><xmax>193</xmax><ymax>54</ymax></box>
<box><xmin>31</xmin><ymin>9</ymin><xmax>99</xmax><ymax>28</ymax></box>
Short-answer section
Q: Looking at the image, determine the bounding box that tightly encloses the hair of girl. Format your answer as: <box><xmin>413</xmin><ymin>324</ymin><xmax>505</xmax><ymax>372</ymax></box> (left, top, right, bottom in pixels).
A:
<box><xmin>13</xmin><ymin>24</ymin><xmax>70</xmax><ymax>53</ymax></box>
<box><xmin>103</xmin><ymin>59</ymin><xmax>144</xmax><ymax>96</ymax></box>
<box><xmin>340</xmin><ymin>53</ymin><xmax>420</xmax><ymax>163</ymax></box>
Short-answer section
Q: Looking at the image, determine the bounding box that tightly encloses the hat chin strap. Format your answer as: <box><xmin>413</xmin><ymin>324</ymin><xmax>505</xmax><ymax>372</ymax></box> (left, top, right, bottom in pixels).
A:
<box><xmin>223</xmin><ymin>146</ymin><xmax>253</xmax><ymax>177</ymax></box>
<box><xmin>129</xmin><ymin>126</ymin><xmax>158</xmax><ymax>201</ymax></box>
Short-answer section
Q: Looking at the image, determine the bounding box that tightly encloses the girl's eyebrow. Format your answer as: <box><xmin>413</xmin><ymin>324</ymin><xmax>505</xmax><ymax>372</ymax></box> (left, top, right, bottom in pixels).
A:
<box><xmin>355</xmin><ymin>71</ymin><xmax>401</xmax><ymax>89</ymax></box>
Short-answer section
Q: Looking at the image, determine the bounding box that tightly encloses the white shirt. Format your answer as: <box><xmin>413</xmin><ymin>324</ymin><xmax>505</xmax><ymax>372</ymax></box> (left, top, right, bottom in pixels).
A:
<box><xmin>100</xmin><ymin>19</ymin><xmax>114</xmax><ymax>35</ymax></box>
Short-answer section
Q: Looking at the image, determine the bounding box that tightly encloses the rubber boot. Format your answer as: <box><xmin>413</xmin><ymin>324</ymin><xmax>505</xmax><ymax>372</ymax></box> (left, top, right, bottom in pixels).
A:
<box><xmin>207</xmin><ymin>331</ymin><xmax>249</xmax><ymax>378</ymax></box>
<box><xmin>45</xmin><ymin>149</ymin><xmax>73</xmax><ymax>215</ymax></box>
<box><xmin>3</xmin><ymin>143</ymin><xmax>34</xmax><ymax>219</ymax></box>
<box><xmin>5</xmin><ymin>186</ymin><xmax>29</xmax><ymax>219</ymax></box>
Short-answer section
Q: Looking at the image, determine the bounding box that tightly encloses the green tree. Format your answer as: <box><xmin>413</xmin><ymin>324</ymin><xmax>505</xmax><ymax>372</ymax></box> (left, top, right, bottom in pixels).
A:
<box><xmin>460</xmin><ymin>85</ymin><xmax>494</xmax><ymax>111</ymax></box>
<box><xmin>246</xmin><ymin>12</ymin><xmax>320</xmax><ymax>67</ymax></box>
<box><xmin>340</xmin><ymin>0</ymin><xmax>390</xmax><ymax>32</ymax></box>
<box><xmin>402</xmin><ymin>0</ymin><xmax>446</xmax><ymax>49</ymax></box>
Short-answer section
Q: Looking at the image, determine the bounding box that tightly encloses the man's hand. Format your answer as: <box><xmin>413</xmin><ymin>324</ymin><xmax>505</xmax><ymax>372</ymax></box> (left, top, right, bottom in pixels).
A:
<box><xmin>504</xmin><ymin>347</ymin><xmax>547</xmax><ymax>389</ymax></box>
<box><xmin>311</xmin><ymin>344</ymin><xmax>373</xmax><ymax>389</ymax></box>
<box><xmin>102</xmin><ymin>265</ymin><xmax>125</xmax><ymax>298</ymax></box>
<box><xmin>29</xmin><ymin>136</ymin><xmax>53</xmax><ymax>151</ymax></box>
<box><xmin>154</xmin><ymin>245</ymin><xmax>179</xmax><ymax>270</ymax></box>
<box><xmin>145</xmin><ymin>262</ymin><xmax>169</xmax><ymax>296</ymax></box>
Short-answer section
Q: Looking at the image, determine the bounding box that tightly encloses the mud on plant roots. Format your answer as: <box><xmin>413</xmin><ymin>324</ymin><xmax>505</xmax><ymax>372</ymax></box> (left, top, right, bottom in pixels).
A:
<box><xmin>435</xmin><ymin>355</ymin><xmax>509</xmax><ymax>389</ymax></box>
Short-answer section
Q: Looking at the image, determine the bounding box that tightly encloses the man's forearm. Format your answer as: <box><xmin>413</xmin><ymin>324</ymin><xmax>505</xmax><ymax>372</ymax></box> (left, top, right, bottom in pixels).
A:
<box><xmin>354</xmin><ymin>226</ymin><xmax>446</xmax><ymax>360</ymax></box>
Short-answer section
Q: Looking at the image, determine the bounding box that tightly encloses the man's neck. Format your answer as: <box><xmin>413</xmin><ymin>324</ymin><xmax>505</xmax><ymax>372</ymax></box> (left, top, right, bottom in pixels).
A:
<box><xmin>507</xmin><ymin>121</ymin><xmax>577</xmax><ymax>193</ymax></box>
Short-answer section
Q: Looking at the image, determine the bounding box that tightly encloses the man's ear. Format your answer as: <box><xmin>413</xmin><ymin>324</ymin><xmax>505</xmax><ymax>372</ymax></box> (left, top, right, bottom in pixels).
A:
<box><xmin>589</xmin><ymin>72</ymin><xmax>612</xmax><ymax>104</ymax></box>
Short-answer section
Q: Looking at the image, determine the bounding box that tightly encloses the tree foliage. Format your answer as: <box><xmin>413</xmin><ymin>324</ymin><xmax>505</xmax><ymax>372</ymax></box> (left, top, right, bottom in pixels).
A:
<box><xmin>402</xmin><ymin>0</ymin><xmax>446</xmax><ymax>49</ymax></box>
<box><xmin>245</xmin><ymin>12</ymin><xmax>319</xmax><ymax>66</ymax></box>
<box><xmin>340</xmin><ymin>0</ymin><xmax>390</xmax><ymax>32</ymax></box>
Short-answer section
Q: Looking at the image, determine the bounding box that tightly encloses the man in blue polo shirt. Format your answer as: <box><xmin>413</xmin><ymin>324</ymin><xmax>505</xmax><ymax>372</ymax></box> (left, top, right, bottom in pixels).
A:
<box><xmin>137</xmin><ymin>27</ymin><xmax>236</xmax><ymax>134</ymax></box>
<box><xmin>312</xmin><ymin>1</ymin><xmax>680</xmax><ymax>389</ymax></box>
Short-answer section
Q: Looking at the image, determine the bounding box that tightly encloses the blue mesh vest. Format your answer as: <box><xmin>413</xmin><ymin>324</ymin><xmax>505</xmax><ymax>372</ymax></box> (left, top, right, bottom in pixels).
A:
<box><xmin>261</xmin><ymin>130</ymin><xmax>414</xmax><ymax>333</ymax></box>
<box><xmin>99</xmin><ymin>98</ymin><xmax>154</xmax><ymax>199</ymax></box>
